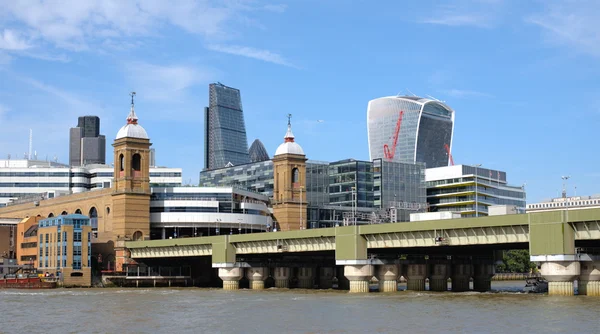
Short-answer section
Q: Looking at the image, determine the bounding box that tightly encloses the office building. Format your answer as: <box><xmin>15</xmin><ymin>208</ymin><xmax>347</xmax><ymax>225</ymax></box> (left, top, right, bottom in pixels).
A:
<box><xmin>204</xmin><ymin>83</ymin><xmax>250</xmax><ymax>170</ymax></box>
<box><xmin>0</xmin><ymin>159</ymin><xmax>182</xmax><ymax>207</ymax></box>
<box><xmin>367</xmin><ymin>96</ymin><xmax>455</xmax><ymax>168</ymax></box>
<box><xmin>69</xmin><ymin>116</ymin><xmax>106</xmax><ymax>166</ymax></box>
<box><xmin>426</xmin><ymin>165</ymin><xmax>526</xmax><ymax>217</ymax></box>
<box><xmin>38</xmin><ymin>214</ymin><xmax>92</xmax><ymax>286</ymax></box>
<box><xmin>249</xmin><ymin>139</ymin><xmax>270</xmax><ymax>163</ymax></box>
<box><xmin>526</xmin><ymin>195</ymin><xmax>600</xmax><ymax>212</ymax></box>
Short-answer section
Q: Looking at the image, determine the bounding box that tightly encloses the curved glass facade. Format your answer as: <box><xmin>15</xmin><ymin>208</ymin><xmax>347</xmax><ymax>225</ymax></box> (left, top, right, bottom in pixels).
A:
<box><xmin>367</xmin><ymin>97</ymin><xmax>454</xmax><ymax>168</ymax></box>
<box><xmin>249</xmin><ymin>139</ymin><xmax>270</xmax><ymax>162</ymax></box>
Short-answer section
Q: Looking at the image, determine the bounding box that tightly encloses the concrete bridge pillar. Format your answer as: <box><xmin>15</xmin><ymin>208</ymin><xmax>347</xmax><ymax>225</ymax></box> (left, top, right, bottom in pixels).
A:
<box><xmin>319</xmin><ymin>267</ymin><xmax>335</xmax><ymax>289</ymax></box>
<box><xmin>578</xmin><ymin>261</ymin><xmax>600</xmax><ymax>296</ymax></box>
<box><xmin>429</xmin><ymin>264</ymin><xmax>451</xmax><ymax>292</ymax></box>
<box><xmin>246</xmin><ymin>267</ymin><xmax>267</xmax><ymax>290</ymax></box>
<box><xmin>297</xmin><ymin>267</ymin><xmax>315</xmax><ymax>289</ymax></box>
<box><xmin>473</xmin><ymin>263</ymin><xmax>495</xmax><ymax>292</ymax></box>
<box><xmin>540</xmin><ymin>261</ymin><xmax>580</xmax><ymax>296</ymax></box>
<box><xmin>274</xmin><ymin>267</ymin><xmax>290</xmax><ymax>288</ymax></box>
<box><xmin>376</xmin><ymin>264</ymin><xmax>399</xmax><ymax>292</ymax></box>
<box><xmin>344</xmin><ymin>265</ymin><xmax>373</xmax><ymax>293</ymax></box>
<box><xmin>451</xmin><ymin>264</ymin><xmax>472</xmax><ymax>292</ymax></box>
<box><xmin>406</xmin><ymin>264</ymin><xmax>427</xmax><ymax>291</ymax></box>
<box><xmin>218</xmin><ymin>267</ymin><xmax>243</xmax><ymax>290</ymax></box>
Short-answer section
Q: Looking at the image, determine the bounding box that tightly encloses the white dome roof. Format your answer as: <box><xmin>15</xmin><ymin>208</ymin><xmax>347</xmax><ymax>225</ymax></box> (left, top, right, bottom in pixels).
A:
<box><xmin>115</xmin><ymin>104</ymin><xmax>148</xmax><ymax>140</ymax></box>
<box><xmin>274</xmin><ymin>120</ymin><xmax>304</xmax><ymax>156</ymax></box>
<box><xmin>116</xmin><ymin>124</ymin><xmax>148</xmax><ymax>140</ymax></box>
<box><xmin>275</xmin><ymin>141</ymin><xmax>304</xmax><ymax>156</ymax></box>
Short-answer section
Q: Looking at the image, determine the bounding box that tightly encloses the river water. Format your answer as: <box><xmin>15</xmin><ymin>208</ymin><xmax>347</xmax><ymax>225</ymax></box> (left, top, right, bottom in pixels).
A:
<box><xmin>1</xmin><ymin>281</ymin><xmax>598</xmax><ymax>334</ymax></box>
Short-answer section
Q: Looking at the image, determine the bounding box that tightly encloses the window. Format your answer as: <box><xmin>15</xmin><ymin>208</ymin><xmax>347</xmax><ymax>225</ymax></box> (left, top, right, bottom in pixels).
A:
<box><xmin>292</xmin><ymin>168</ymin><xmax>299</xmax><ymax>183</ymax></box>
<box><xmin>132</xmin><ymin>154</ymin><xmax>141</xmax><ymax>171</ymax></box>
<box><xmin>74</xmin><ymin>232</ymin><xmax>82</xmax><ymax>242</ymax></box>
<box><xmin>119</xmin><ymin>154</ymin><xmax>124</xmax><ymax>172</ymax></box>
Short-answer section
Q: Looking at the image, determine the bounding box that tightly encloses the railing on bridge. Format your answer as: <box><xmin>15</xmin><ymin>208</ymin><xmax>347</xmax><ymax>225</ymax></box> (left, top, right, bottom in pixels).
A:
<box><xmin>125</xmin><ymin>264</ymin><xmax>191</xmax><ymax>277</ymax></box>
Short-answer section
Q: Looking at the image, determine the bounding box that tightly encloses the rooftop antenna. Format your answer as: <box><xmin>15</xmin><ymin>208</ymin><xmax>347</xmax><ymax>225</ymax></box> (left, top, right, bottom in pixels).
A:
<box><xmin>7</xmin><ymin>154</ymin><xmax>10</xmax><ymax>160</ymax></box>
<box><xmin>28</xmin><ymin>129</ymin><xmax>32</xmax><ymax>160</ymax></box>
<box><xmin>406</xmin><ymin>88</ymin><xmax>417</xmax><ymax>97</ymax></box>
<box><xmin>561</xmin><ymin>176</ymin><xmax>570</xmax><ymax>198</ymax></box>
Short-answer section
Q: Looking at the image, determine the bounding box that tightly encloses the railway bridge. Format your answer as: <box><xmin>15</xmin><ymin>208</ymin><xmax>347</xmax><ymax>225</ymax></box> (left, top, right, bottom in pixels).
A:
<box><xmin>125</xmin><ymin>208</ymin><xmax>600</xmax><ymax>295</ymax></box>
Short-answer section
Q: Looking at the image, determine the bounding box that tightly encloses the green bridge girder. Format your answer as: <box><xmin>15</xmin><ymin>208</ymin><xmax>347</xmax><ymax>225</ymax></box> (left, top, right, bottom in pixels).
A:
<box><xmin>126</xmin><ymin>208</ymin><xmax>600</xmax><ymax>263</ymax></box>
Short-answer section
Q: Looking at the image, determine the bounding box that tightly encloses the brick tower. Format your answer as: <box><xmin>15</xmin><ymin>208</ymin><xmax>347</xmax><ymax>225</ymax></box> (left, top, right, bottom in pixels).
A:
<box><xmin>272</xmin><ymin>115</ymin><xmax>307</xmax><ymax>231</ymax></box>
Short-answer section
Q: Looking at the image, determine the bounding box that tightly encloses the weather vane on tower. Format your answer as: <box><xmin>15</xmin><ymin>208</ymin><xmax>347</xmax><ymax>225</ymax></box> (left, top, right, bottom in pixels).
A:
<box><xmin>130</xmin><ymin>91</ymin><xmax>136</xmax><ymax>106</ymax></box>
<box><xmin>287</xmin><ymin>113</ymin><xmax>292</xmax><ymax>126</ymax></box>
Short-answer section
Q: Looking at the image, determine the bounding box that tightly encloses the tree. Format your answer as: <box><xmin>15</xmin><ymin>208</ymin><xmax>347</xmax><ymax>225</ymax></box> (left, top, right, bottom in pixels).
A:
<box><xmin>497</xmin><ymin>250</ymin><xmax>537</xmax><ymax>273</ymax></box>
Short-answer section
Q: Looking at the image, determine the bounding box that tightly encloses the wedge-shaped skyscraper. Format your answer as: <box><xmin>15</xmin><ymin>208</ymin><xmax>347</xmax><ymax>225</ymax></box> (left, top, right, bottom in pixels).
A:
<box><xmin>367</xmin><ymin>96</ymin><xmax>455</xmax><ymax>168</ymax></box>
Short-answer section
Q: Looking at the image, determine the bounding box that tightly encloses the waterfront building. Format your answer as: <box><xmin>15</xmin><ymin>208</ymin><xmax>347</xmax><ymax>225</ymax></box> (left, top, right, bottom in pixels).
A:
<box><xmin>38</xmin><ymin>214</ymin><xmax>92</xmax><ymax>286</ymax></box>
<box><xmin>150</xmin><ymin>186</ymin><xmax>272</xmax><ymax>239</ymax></box>
<box><xmin>15</xmin><ymin>217</ymin><xmax>39</xmax><ymax>267</ymax></box>
<box><xmin>69</xmin><ymin>115</ymin><xmax>106</xmax><ymax>166</ymax></box>
<box><xmin>0</xmin><ymin>160</ymin><xmax>182</xmax><ymax>207</ymax></box>
<box><xmin>367</xmin><ymin>96</ymin><xmax>455</xmax><ymax>168</ymax></box>
<box><xmin>249</xmin><ymin>139</ymin><xmax>270</xmax><ymax>163</ymax></box>
<box><xmin>204</xmin><ymin>83</ymin><xmax>250</xmax><ymax>170</ymax></box>
<box><xmin>0</xmin><ymin>218</ymin><xmax>20</xmax><ymax>260</ymax></box>
<box><xmin>526</xmin><ymin>195</ymin><xmax>600</xmax><ymax>212</ymax></box>
<box><xmin>426</xmin><ymin>165</ymin><xmax>526</xmax><ymax>217</ymax></box>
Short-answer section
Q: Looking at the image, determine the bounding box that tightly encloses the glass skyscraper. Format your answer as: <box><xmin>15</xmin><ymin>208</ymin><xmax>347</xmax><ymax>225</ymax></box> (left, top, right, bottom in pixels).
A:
<box><xmin>204</xmin><ymin>83</ymin><xmax>250</xmax><ymax>170</ymax></box>
<box><xmin>367</xmin><ymin>96</ymin><xmax>455</xmax><ymax>168</ymax></box>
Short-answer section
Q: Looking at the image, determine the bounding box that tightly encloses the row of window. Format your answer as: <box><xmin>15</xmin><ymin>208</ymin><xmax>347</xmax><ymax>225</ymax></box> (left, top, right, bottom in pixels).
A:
<box><xmin>528</xmin><ymin>200</ymin><xmax>600</xmax><ymax>209</ymax></box>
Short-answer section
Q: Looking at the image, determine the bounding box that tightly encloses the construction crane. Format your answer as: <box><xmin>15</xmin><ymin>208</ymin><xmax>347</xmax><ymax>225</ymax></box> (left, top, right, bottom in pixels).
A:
<box><xmin>383</xmin><ymin>110</ymin><xmax>404</xmax><ymax>161</ymax></box>
<box><xmin>444</xmin><ymin>144</ymin><xmax>454</xmax><ymax>166</ymax></box>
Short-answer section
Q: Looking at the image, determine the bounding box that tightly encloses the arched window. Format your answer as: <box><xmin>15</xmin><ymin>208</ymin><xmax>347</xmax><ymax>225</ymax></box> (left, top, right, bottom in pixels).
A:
<box><xmin>292</xmin><ymin>168</ymin><xmax>299</xmax><ymax>184</ymax></box>
<box><xmin>75</xmin><ymin>209</ymin><xmax>82</xmax><ymax>214</ymax></box>
<box><xmin>106</xmin><ymin>207</ymin><xmax>110</xmax><ymax>215</ymax></box>
<box><xmin>132</xmin><ymin>231</ymin><xmax>143</xmax><ymax>241</ymax></box>
<box><xmin>131</xmin><ymin>154</ymin><xmax>141</xmax><ymax>172</ymax></box>
<box><xmin>89</xmin><ymin>207</ymin><xmax>98</xmax><ymax>218</ymax></box>
<box><xmin>61</xmin><ymin>211</ymin><xmax>68</xmax><ymax>216</ymax></box>
<box><xmin>119</xmin><ymin>154</ymin><xmax>125</xmax><ymax>172</ymax></box>
<box><xmin>48</xmin><ymin>213</ymin><xmax>54</xmax><ymax>218</ymax></box>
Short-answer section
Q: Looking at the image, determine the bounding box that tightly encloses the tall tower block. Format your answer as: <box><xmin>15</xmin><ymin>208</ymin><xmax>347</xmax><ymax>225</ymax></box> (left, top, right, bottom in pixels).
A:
<box><xmin>272</xmin><ymin>115</ymin><xmax>307</xmax><ymax>231</ymax></box>
<box><xmin>112</xmin><ymin>93</ymin><xmax>151</xmax><ymax>243</ymax></box>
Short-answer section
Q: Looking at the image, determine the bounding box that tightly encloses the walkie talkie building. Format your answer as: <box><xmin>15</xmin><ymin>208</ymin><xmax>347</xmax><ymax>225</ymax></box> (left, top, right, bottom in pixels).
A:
<box><xmin>367</xmin><ymin>96</ymin><xmax>455</xmax><ymax>168</ymax></box>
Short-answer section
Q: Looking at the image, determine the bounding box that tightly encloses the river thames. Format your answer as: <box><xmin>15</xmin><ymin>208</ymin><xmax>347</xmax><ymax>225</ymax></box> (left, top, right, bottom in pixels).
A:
<box><xmin>1</xmin><ymin>281</ymin><xmax>598</xmax><ymax>333</ymax></box>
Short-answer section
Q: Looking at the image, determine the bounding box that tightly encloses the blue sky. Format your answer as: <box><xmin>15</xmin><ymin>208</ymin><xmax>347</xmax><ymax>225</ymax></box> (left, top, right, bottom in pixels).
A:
<box><xmin>0</xmin><ymin>0</ymin><xmax>598</xmax><ymax>202</ymax></box>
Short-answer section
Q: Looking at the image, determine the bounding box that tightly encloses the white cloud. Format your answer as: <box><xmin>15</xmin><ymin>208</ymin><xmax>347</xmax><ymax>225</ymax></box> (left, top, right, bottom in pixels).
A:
<box><xmin>0</xmin><ymin>0</ymin><xmax>248</xmax><ymax>51</ymax></box>
<box><xmin>124</xmin><ymin>62</ymin><xmax>214</xmax><ymax>101</ymax></box>
<box><xmin>527</xmin><ymin>1</ymin><xmax>600</xmax><ymax>57</ymax></box>
<box><xmin>441</xmin><ymin>89</ymin><xmax>493</xmax><ymax>98</ymax></box>
<box><xmin>0</xmin><ymin>29</ymin><xmax>32</xmax><ymax>50</ymax></box>
<box><xmin>207</xmin><ymin>44</ymin><xmax>296</xmax><ymax>68</ymax></box>
<box><xmin>420</xmin><ymin>0</ymin><xmax>503</xmax><ymax>28</ymax></box>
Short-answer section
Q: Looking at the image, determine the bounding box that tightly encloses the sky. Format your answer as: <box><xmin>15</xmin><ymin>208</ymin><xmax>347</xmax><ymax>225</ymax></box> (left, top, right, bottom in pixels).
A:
<box><xmin>0</xmin><ymin>0</ymin><xmax>599</xmax><ymax>203</ymax></box>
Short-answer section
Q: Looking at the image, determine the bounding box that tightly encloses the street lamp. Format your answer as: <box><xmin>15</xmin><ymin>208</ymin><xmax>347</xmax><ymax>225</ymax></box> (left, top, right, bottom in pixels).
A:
<box><xmin>561</xmin><ymin>176</ymin><xmax>570</xmax><ymax>198</ymax></box>
<box><xmin>215</xmin><ymin>218</ymin><xmax>222</xmax><ymax>235</ymax></box>
<box><xmin>474</xmin><ymin>164</ymin><xmax>482</xmax><ymax>217</ymax></box>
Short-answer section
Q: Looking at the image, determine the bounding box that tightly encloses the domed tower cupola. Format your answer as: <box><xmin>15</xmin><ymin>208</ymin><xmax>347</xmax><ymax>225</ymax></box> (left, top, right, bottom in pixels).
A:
<box><xmin>272</xmin><ymin>114</ymin><xmax>308</xmax><ymax>231</ymax></box>
<box><xmin>111</xmin><ymin>92</ymin><xmax>152</xmax><ymax>246</ymax></box>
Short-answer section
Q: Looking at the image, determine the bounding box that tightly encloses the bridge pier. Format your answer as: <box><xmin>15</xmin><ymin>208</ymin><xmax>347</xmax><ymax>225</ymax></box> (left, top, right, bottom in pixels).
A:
<box><xmin>344</xmin><ymin>265</ymin><xmax>373</xmax><ymax>293</ymax></box>
<box><xmin>376</xmin><ymin>264</ymin><xmax>399</xmax><ymax>292</ymax></box>
<box><xmin>274</xmin><ymin>267</ymin><xmax>290</xmax><ymax>288</ymax></box>
<box><xmin>451</xmin><ymin>264</ymin><xmax>472</xmax><ymax>292</ymax></box>
<box><xmin>218</xmin><ymin>267</ymin><xmax>243</xmax><ymax>290</ymax></box>
<box><xmin>406</xmin><ymin>264</ymin><xmax>427</xmax><ymax>291</ymax></box>
<box><xmin>319</xmin><ymin>267</ymin><xmax>335</xmax><ymax>289</ymax></box>
<box><xmin>297</xmin><ymin>267</ymin><xmax>315</xmax><ymax>289</ymax></box>
<box><xmin>429</xmin><ymin>264</ymin><xmax>450</xmax><ymax>292</ymax></box>
<box><xmin>473</xmin><ymin>263</ymin><xmax>495</xmax><ymax>292</ymax></box>
<box><xmin>540</xmin><ymin>261</ymin><xmax>580</xmax><ymax>296</ymax></box>
<box><xmin>578</xmin><ymin>261</ymin><xmax>600</xmax><ymax>296</ymax></box>
<box><xmin>246</xmin><ymin>267</ymin><xmax>267</xmax><ymax>290</ymax></box>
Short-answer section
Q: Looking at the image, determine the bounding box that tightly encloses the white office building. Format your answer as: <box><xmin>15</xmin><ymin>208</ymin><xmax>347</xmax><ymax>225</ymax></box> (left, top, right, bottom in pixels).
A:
<box><xmin>526</xmin><ymin>195</ymin><xmax>600</xmax><ymax>212</ymax></box>
<box><xmin>0</xmin><ymin>159</ymin><xmax>182</xmax><ymax>207</ymax></box>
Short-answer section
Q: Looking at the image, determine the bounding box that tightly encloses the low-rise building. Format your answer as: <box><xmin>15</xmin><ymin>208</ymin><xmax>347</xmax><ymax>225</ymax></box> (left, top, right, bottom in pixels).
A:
<box><xmin>426</xmin><ymin>165</ymin><xmax>526</xmax><ymax>217</ymax></box>
<box><xmin>38</xmin><ymin>214</ymin><xmax>92</xmax><ymax>286</ymax></box>
<box><xmin>16</xmin><ymin>216</ymin><xmax>40</xmax><ymax>268</ymax></box>
<box><xmin>526</xmin><ymin>195</ymin><xmax>600</xmax><ymax>212</ymax></box>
